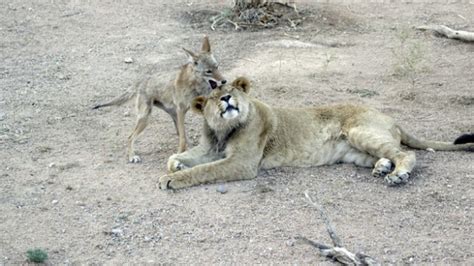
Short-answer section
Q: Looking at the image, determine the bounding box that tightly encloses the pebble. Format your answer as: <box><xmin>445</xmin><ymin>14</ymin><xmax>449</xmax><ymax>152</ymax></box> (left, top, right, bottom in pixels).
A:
<box><xmin>124</xmin><ymin>57</ymin><xmax>133</xmax><ymax>64</ymax></box>
<box><xmin>52</xmin><ymin>200</ymin><xmax>59</xmax><ymax>205</ymax></box>
<box><xmin>216</xmin><ymin>184</ymin><xmax>227</xmax><ymax>194</ymax></box>
<box><xmin>111</xmin><ymin>228</ymin><xmax>123</xmax><ymax>236</ymax></box>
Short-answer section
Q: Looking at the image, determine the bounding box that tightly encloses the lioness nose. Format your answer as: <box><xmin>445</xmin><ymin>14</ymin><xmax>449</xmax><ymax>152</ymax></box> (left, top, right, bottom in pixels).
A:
<box><xmin>221</xmin><ymin>80</ymin><xmax>227</xmax><ymax>84</ymax></box>
<box><xmin>220</xmin><ymin>95</ymin><xmax>231</xmax><ymax>102</ymax></box>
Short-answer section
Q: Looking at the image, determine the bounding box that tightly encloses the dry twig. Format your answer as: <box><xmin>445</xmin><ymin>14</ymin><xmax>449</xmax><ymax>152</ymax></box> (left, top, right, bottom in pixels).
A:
<box><xmin>417</xmin><ymin>25</ymin><xmax>474</xmax><ymax>42</ymax></box>
<box><xmin>298</xmin><ymin>191</ymin><xmax>380</xmax><ymax>265</ymax></box>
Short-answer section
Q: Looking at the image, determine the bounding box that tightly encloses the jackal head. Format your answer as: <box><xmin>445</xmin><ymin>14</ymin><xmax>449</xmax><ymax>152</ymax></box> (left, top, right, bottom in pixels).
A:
<box><xmin>183</xmin><ymin>36</ymin><xmax>226</xmax><ymax>90</ymax></box>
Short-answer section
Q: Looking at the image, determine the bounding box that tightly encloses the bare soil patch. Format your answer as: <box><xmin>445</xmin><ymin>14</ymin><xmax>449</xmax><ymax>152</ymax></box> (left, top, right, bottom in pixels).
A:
<box><xmin>1</xmin><ymin>1</ymin><xmax>473</xmax><ymax>264</ymax></box>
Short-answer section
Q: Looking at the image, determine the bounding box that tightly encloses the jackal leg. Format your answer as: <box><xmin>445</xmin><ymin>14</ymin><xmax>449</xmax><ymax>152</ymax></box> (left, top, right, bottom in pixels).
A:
<box><xmin>176</xmin><ymin>106</ymin><xmax>187</xmax><ymax>153</ymax></box>
<box><xmin>127</xmin><ymin>96</ymin><xmax>151</xmax><ymax>163</ymax></box>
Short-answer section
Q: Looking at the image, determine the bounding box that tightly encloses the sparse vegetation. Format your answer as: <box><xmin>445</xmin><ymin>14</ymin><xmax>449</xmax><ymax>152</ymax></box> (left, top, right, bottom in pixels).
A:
<box><xmin>322</xmin><ymin>52</ymin><xmax>335</xmax><ymax>74</ymax></box>
<box><xmin>346</xmin><ymin>88</ymin><xmax>379</xmax><ymax>98</ymax></box>
<box><xmin>391</xmin><ymin>28</ymin><xmax>428</xmax><ymax>89</ymax></box>
<box><xmin>210</xmin><ymin>0</ymin><xmax>302</xmax><ymax>31</ymax></box>
<box><xmin>26</xmin><ymin>248</ymin><xmax>48</xmax><ymax>263</ymax></box>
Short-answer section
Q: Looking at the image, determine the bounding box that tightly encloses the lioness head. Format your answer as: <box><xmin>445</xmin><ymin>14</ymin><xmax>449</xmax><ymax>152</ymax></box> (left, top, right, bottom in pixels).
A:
<box><xmin>192</xmin><ymin>77</ymin><xmax>251</xmax><ymax>130</ymax></box>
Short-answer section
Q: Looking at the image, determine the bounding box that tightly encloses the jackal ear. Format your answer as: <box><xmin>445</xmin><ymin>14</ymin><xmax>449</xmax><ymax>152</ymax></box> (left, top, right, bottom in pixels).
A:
<box><xmin>192</xmin><ymin>96</ymin><xmax>207</xmax><ymax>114</ymax></box>
<box><xmin>201</xmin><ymin>36</ymin><xmax>211</xmax><ymax>53</ymax></box>
<box><xmin>231</xmin><ymin>77</ymin><xmax>251</xmax><ymax>94</ymax></box>
<box><xmin>183</xmin><ymin>48</ymin><xmax>198</xmax><ymax>63</ymax></box>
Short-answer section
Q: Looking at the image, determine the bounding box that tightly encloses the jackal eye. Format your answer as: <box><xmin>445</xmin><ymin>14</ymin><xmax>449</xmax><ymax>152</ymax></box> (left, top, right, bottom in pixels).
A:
<box><xmin>206</xmin><ymin>70</ymin><xmax>212</xmax><ymax>74</ymax></box>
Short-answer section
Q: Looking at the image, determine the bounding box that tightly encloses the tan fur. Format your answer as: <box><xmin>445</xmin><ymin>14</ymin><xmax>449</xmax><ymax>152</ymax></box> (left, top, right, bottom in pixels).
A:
<box><xmin>93</xmin><ymin>36</ymin><xmax>226</xmax><ymax>163</ymax></box>
<box><xmin>158</xmin><ymin>77</ymin><xmax>473</xmax><ymax>189</ymax></box>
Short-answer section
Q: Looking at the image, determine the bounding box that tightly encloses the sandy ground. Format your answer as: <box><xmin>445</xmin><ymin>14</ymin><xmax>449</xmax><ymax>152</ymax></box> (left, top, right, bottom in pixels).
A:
<box><xmin>1</xmin><ymin>0</ymin><xmax>473</xmax><ymax>264</ymax></box>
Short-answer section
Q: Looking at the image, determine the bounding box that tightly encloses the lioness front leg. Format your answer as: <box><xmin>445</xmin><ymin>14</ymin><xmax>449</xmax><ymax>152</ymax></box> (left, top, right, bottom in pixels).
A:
<box><xmin>167</xmin><ymin>145</ymin><xmax>222</xmax><ymax>173</ymax></box>
<box><xmin>159</xmin><ymin>158</ymin><xmax>258</xmax><ymax>190</ymax></box>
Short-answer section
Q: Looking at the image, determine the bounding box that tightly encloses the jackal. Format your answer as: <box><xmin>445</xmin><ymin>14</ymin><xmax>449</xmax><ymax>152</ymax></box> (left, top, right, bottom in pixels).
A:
<box><xmin>93</xmin><ymin>36</ymin><xmax>226</xmax><ymax>163</ymax></box>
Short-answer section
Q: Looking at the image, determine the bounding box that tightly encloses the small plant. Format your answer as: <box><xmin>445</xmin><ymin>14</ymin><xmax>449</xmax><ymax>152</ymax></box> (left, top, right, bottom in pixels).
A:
<box><xmin>26</xmin><ymin>248</ymin><xmax>48</xmax><ymax>263</ymax></box>
<box><xmin>322</xmin><ymin>52</ymin><xmax>335</xmax><ymax>73</ymax></box>
<box><xmin>391</xmin><ymin>27</ymin><xmax>427</xmax><ymax>89</ymax></box>
<box><xmin>318</xmin><ymin>51</ymin><xmax>336</xmax><ymax>81</ymax></box>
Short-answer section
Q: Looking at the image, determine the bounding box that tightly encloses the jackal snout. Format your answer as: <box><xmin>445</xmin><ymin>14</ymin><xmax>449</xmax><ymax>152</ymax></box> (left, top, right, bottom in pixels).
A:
<box><xmin>183</xmin><ymin>36</ymin><xmax>226</xmax><ymax>90</ymax></box>
<box><xmin>205</xmin><ymin>69</ymin><xmax>226</xmax><ymax>90</ymax></box>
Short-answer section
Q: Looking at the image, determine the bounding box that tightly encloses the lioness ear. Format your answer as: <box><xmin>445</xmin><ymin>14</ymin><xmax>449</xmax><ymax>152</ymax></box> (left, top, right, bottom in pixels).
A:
<box><xmin>231</xmin><ymin>77</ymin><xmax>251</xmax><ymax>94</ymax></box>
<box><xmin>201</xmin><ymin>35</ymin><xmax>211</xmax><ymax>53</ymax></box>
<box><xmin>183</xmin><ymin>48</ymin><xmax>197</xmax><ymax>63</ymax></box>
<box><xmin>192</xmin><ymin>96</ymin><xmax>207</xmax><ymax>114</ymax></box>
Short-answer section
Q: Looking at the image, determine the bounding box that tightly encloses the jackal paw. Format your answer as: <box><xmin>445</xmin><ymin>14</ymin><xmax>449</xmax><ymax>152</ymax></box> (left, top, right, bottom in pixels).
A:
<box><xmin>129</xmin><ymin>155</ymin><xmax>142</xmax><ymax>163</ymax></box>
<box><xmin>385</xmin><ymin>171</ymin><xmax>410</xmax><ymax>186</ymax></box>
<box><xmin>372</xmin><ymin>158</ymin><xmax>393</xmax><ymax>178</ymax></box>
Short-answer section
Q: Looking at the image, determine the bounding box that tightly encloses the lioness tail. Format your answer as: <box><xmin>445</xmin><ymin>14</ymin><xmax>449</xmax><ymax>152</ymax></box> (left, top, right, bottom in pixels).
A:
<box><xmin>92</xmin><ymin>91</ymin><xmax>136</xmax><ymax>110</ymax></box>
<box><xmin>399</xmin><ymin>127</ymin><xmax>473</xmax><ymax>151</ymax></box>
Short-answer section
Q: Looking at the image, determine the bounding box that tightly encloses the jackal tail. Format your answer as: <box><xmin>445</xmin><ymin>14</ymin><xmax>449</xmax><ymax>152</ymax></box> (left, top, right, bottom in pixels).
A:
<box><xmin>93</xmin><ymin>91</ymin><xmax>136</xmax><ymax>110</ymax></box>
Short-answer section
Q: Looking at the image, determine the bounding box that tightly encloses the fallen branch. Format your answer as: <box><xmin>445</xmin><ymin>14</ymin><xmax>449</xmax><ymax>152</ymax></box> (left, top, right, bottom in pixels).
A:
<box><xmin>210</xmin><ymin>15</ymin><xmax>225</xmax><ymax>31</ymax></box>
<box><xmin>226</xmin><ymin>19</ymin><xmax>242</xmax><ymax>30</ymax></box>
<box><xmin>417</xmin><ymin>25</ymin><xmax>474</xmax><ymax>42</ymax></box>
<box><xmin>297</xmin><ymin>191</ymin><xmax>380</xmax><ymax>265</ymax></box>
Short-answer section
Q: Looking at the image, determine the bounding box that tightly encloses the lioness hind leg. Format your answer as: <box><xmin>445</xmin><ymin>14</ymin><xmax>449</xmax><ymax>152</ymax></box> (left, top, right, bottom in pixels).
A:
<box><xmin>372</xmin><ymin>158</ymin><xmax>393</xmax><ymax>178</ymax></box>
<box><xmin>348</xmin><ymin>128</ymin><xmax>416</xmax><ymax>185</ymax></box>
<box><xmin>384</xmin><ymin>151</ymin><xmax>415</xmax><ymax>186</ymax></box>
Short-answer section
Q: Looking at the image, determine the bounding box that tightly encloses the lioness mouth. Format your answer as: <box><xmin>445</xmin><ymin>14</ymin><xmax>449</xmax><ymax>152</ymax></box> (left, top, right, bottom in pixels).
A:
<box><xmin>221</xmin><ymin>105</ymin><xmax>239</xmax><ymax>116</ymax></box>
<box><xmin>208</xmin><ymin>79</ymin><xmax>218</xmax><ymax>90</ymax></box>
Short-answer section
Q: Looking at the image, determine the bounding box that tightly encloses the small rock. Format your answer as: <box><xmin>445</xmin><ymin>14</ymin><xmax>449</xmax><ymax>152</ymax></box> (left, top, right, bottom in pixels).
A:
<box><xmin>0</xmin><ymin>113</ymin><xmax>5</xmax><ymax>121</ymax></box>
<box><xmin>124</xmin><ymin>57</ymin><xmax>133</xmax><ymax>64</ymax></box>
<box><xmin>111</xmin><ymin>228</ymin><xmax>123</xmax><ymax>236</ymax></box>
<box><xmin>123</xmin><ymin>111</ymin><xmax>130</xmax><ymax>117</ymax></box>
<box><xmin>426</xmin><ymin>148</ymin><xmax>435</xmax><ymax>152</ymax></box>
<box><xmin>144</xmin><ymin>236</ymin><xmax>152</xmax><ymax>242</ymax></box>
<box><xmin>216</xmin><ymin>184</ymin><xmax>227</xmax><ymax>194</ymax></box>
<box><xmin>52</xmin><ymin>199</ymin><xmax>59</xmax><ymax>204</ymax></box>
<box><xmin>49</xmin><ymin>162</ymin><xmax>56</xmax><ymax>168</ymax></box>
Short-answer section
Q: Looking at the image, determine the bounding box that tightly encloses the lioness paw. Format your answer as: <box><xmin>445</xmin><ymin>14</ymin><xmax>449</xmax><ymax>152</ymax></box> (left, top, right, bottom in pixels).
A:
<box><xmin>385</xmin><ymin>171</ymin><xmax>410</xmax><ymax>186</ymax></box>
<box><xmin>168</xmin><ymin>160</ymin><xmax>187</xmax><ymax>173</ymax></box>
<box><xmin>372</xmin><ymin>158</ymin><xmax>393</xmax><ymax>178</ymax></box>
<box><xmin>158</xmin><ymin>175</ymin><xmax>173</xmax><ymax>190</ymax></box>
<box><xmin>158</xmin><ymin>174</ymin><xmax>190</xmax><ymax>190</ymax></box>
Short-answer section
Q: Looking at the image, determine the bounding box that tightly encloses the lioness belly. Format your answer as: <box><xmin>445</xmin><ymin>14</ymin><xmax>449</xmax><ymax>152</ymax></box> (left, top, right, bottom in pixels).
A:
<box><xmin>259</xmin><ymin>106</ymin><xmax>376</xmax><ymax>169</ymax></box>
<box><xmin>261</xmin><ymin>139</ymin><xmax>358</xmax><ymax>169</ymax></box>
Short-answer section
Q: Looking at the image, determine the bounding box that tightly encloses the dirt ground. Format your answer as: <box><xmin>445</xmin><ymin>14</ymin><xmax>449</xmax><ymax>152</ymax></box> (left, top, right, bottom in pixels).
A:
<box><xmin>1</xmin><ymin>0</ymin><xmax>473</xmax><ymax>264</ymax></box>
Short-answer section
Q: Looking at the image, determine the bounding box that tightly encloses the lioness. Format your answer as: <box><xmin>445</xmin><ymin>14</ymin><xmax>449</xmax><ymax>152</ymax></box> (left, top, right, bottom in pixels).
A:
<box><xmin>158</xmin><ymin>77</ymin><xmax>473</xmax><ymax>190</ymax></box>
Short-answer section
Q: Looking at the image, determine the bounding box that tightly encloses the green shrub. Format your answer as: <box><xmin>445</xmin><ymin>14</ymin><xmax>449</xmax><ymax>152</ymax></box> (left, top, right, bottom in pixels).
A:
<box><xmin>26</xmin><ymin>248</ymin><xmax>48</xmax><ymax>263</ymax></box>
